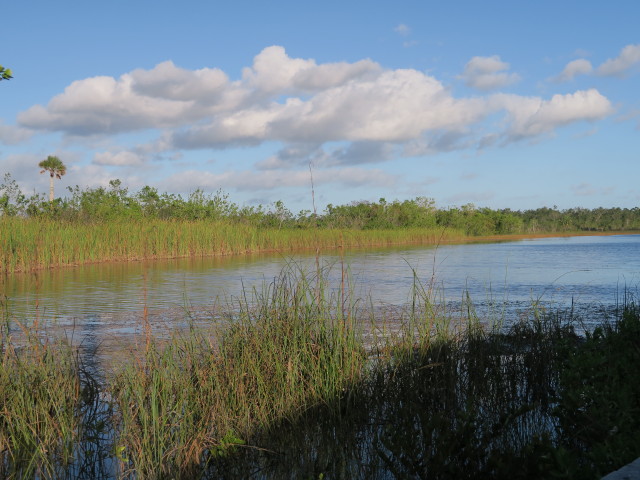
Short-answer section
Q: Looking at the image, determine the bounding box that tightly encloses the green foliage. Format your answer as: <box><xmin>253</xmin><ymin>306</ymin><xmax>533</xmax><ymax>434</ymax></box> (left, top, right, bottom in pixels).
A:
<box><xmin>1</xmin><ymin>271</ymin><xmax>639</xmax><ymax>478</ymax></box>
<box><xmin>0</xmin><ymin>65</ymin><xmax>12</xmax><ymax>81</ymax></box>
<box><xmin>554</xmin><ymin>303</ymin><xmax>640</xmax><ymax>477</ymax></box>
<box><xmin>110</xmin><ymin>268</ymin><xmax>365</xmax><ymax>477</ymax></box>
<box><xmin>38</xmin><ymin>156</ymin><xmax>67</xmax><ymax>203</ymax></box>
<box><xmin>322</xmin><ymin>196</ymin><xmax>438</xmax><ymax>229</ymax></box>
<box><xmin>0</xmin><ymin>332</ymin><xmax>103</xmax><ymax>479</ymax></box>
<box><xmin>38</xmin><ymin>155</ymin><xmax>66</xmax><ymax>179</ymax></box>
<box><xmin>2</xmin><ymin>170</ymin><xmax>640</xmax><ymax>238</ymax></box>
<box><xmin>0</xmin><ymin>173</ymin><xmax>46</xmax><ymax>216</ymax></box>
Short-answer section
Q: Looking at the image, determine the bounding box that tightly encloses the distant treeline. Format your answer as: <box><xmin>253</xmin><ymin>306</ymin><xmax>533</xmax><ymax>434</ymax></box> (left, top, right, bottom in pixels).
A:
<box><xmin>2</xmin><ymin>174</ymin><xmax>639</xmax><ymax>235</ymax></box>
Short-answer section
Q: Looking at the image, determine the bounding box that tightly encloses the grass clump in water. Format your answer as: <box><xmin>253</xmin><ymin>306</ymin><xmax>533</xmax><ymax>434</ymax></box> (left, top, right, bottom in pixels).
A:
<box><xmin>109</xmin><ymin>267</ymin><xmax>366</xmax><ymax>478</ymax></box>
<box><xmin>0</xmin><ymin>329</ymin><xmax>103</xmax><ymax>479</ymax></box>
<box><xmin>207</xmin><ymin>290</ymin><xmax>640</xmax><ymax>479</ymax></box>
<box><xmin>2</xmin><ymin>268</ymin><xmax>639</xmax><ymax>479</ymax></box>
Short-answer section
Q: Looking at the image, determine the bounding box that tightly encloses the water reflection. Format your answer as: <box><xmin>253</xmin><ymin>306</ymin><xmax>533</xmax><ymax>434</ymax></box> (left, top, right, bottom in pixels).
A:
<box><xmin>2</xmin><ymin>235</ymin><xmax>639</xmax><ymax>357</ymax></box>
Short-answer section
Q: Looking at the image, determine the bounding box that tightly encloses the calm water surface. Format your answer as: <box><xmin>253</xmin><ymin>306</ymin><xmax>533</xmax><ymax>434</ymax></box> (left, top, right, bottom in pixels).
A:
<box><xmin>2</xmin><ymin>234</ymin><xmax>639</xmax><ymax>354</ymax></box>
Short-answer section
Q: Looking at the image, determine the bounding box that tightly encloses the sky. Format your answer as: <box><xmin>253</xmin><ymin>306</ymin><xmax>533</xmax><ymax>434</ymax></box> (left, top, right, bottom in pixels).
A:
<box><xmin>1</xmin><ymin>0</ymin><xmax>639</xmax><ymax>213</ymax></box>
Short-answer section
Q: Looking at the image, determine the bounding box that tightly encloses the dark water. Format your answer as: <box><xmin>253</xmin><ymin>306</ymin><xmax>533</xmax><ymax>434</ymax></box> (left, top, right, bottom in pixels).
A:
<box><xmin>2</xmin><ymin>234</ymin><xmax>639</xmax><ymax>351</ymax></box>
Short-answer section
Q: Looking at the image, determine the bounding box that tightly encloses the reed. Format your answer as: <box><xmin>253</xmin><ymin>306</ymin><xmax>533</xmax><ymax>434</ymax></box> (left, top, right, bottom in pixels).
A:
<box><xmin>0</xmin><ymin>326</ymin><xmax>100</xmax><ymax>479</ymax></box>
<box><xmin>1</xmin><ymin>267</ymin><xmax>638</xmax><ymax>478</ymax></box>
<box><xmin>0</xmin><ymin>216</ymin><xmax>465</xmax><ymax>274</ymax></box>
<box><xmin>109</xmin><ymin>266</ymin><xmax>366</xmax><ymax>478</ymax></box>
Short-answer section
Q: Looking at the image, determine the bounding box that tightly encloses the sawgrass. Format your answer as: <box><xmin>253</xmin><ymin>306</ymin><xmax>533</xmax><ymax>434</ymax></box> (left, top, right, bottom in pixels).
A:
<box><xmin>1</xmin><ymin>267</ymin><xmax>638</xmax><ymax>478</ymax></box>
<box><xmin>0</xmin><ymin>216</ymin><xmax>465</xmax><ymax>274</ymax></box>
<box><xmin>0</xmin><ymin>324</ymin><xmax>104</xmax><ymax>479</ymax></box>
<box><xmin>110</xmin><ymin>268</ymin><xmax>366</xmax><ymax>478</ymax></box>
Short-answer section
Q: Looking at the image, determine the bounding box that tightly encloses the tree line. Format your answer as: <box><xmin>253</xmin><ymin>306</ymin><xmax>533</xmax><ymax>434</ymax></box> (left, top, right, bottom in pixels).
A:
<box><xmin>1</xmin><ymin>171</ymin><xmax>639</xmax><ymax>235</ymax></box>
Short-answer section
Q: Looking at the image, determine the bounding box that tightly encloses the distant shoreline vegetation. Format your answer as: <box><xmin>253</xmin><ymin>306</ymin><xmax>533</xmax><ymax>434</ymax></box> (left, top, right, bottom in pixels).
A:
<box><xmin>1</xmin><ymin>173</ymin><xmax>639</xmax><ymax>273</ymax></box>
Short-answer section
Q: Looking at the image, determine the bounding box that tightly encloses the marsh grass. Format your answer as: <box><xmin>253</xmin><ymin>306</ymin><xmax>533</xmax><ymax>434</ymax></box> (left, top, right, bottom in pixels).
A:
<box><xmin>0</xmin><ymin>266</ymin><xmax>638</xmax><ymax>479</ymax></box>
<box><xmin>109</xmin><ymin>267</ymin><xmax>366</xmax><ymax>478</ymax></box>
<box><xmin>211</xmin><ymin>305</ymin><xmax>619</xmax><ymax>479</ymax></box>
<box><xmin>0</xmin><ymin>216</ymin><xmax>465</xmax><ymax>274</ymax></box>
<box><xmin>0</xmin><ymin>323</ymin><xmax>106</xmax><ymax>479</ymax></box>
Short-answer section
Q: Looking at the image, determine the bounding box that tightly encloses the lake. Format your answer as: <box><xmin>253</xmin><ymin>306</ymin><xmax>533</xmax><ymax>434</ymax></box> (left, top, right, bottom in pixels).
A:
<box><xmin>2</xmin><ymin>234</ymin><xmax>639</xmax><ymax>360</ymax></box>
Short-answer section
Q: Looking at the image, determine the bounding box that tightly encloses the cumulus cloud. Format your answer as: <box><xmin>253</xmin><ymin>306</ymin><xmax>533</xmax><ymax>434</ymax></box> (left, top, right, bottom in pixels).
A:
<box><xmin>597</xmin><ymin>44</ymin><xmax>640</xmax><ymax>76</ymax></box>
<box><xmin>0</xmin><ymin>121</ymin><xmax>33</xmax><ymax>145</ymax></box>
<box><xmin>459</xmin><ymin>55</ymin><xmax>520</xmax><ymax>91</ymax></box>
<box><xmin>554</xmin><ymin>58</ymin><xmax>593</xmax><ymax>82</ymax></box>
<box><xmin>130</xmin><ymin>61</ymin><xmax>229</xmax><ymax>102</ymax></box>
<box><xmin>491</xmin><ymin>89</ymin><xmax>613</xmax><ymax>140</ymax></box>
<box><xmin>324</xmin><ymin>142</ymin><xmax>395</xmax><ymax>166</ymax></box>
<box><xmin>18</xmin><ymin>75</ymin><xmax>198</xmax><ymax>134</ymax></box>
<box><xmin>242</xmin><ymin>46</ymin><xmax>380</xmax><ymax>94</ymax></box>
<box><xmin>167</xmin><ymin>67</ymin><xmax>488</xmax><ymax>149</ymax></box>
<box><xmin>403</xmin><ymin>130</ymin><xmax>476</xmax><ymax>156</ymax></box>
<box><xmin>257</xmin><ymin>142</ymin><xmax>395</xmax><ymax>170</ymax></box>
<box><xmin>17</xmin><ymin>45</ymin><xmax>613</xmax><ymax>158</ymax></box>
<box><xmin>256</xmin><ymin>143</ymin><xmax>322</xmax><ymax>170</ymax></box>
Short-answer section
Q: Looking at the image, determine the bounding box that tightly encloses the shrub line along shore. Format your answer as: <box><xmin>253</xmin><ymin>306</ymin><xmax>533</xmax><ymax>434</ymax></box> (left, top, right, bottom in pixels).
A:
<box><xmin>2</xmin><ymin>176</ymin><xmax>640</xmax><ymax>273</ymax></box>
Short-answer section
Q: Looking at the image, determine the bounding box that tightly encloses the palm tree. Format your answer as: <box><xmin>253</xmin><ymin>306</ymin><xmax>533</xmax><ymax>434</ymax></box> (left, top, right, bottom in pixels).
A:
<box><xmin>38</xmin><ymin>155</ymin><xmax>67</xmax><ymax>202</ymax></box>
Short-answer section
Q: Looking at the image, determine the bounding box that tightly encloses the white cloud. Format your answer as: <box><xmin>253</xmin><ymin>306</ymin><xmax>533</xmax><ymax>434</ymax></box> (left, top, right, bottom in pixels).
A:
<box><xmin>394</xmin><ymin>24</ymin><xmax>411</xmax><ymax>36</ymax></box>
<box><xmin>168</xmin><ymin>67</ymin><xmax>488</xmax><ymax>148</ymax></box>
<box><xmin>18</xmin><ymin>75</ymin><xmax>198</xmax><ymax>134</ymax></box>
<box><xmin>93</xmin><ymin>150</ymin><xmax>145</xmax><ymax>166</ymax></box>
<box><xmin>16</xmin><ymin>46</ymin><xmax>613</xmax><ymax>160</ymax></box>
<box><xmin>554</xmin><ymin>59</ymin><xmax>593</xmax><ymax>82</ymax></box>
<box><xmin>491</xmin><ymin>89</ymin><xmax>613</xmax><ymax>140</ymax></box>
<box><xmin>242</xmin><ymin>45</ymin><xmax>380</xmax><ymax>94</ymax></box>
<box><xmin>257</xmin><ymin>142</ymin><xmax>395</xmax><ymax>170</ymax></box>
<box><xmin>459</xmin><ymin>55</ymin><xmax>520</xmax><ymax>91</ymax></box>
<box><xmin>130</xmin><ymin>61</ymin><xmax>229</xmax><ymax>102</ymax></box>
<box><xmin>597</xmin><ymin>44</ymin><xmax>640</xmax><ymax>76</ymax></box>
<box><xmin>263</xmin><ymin>69</ymin><xmax>486</xmax><ymax>143</ymax></box>
<box><xmin>0</xmin><ymin>121</ymin><xmax>33</xmax><ymax>145</ymax></box>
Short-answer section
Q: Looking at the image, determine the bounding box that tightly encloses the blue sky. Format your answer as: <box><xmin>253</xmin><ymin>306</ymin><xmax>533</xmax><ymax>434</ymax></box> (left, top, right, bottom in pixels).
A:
<box><xmin>1</xmin><ymin>0</ymin><xmax>639</xmax><ymax>212</ymax></box>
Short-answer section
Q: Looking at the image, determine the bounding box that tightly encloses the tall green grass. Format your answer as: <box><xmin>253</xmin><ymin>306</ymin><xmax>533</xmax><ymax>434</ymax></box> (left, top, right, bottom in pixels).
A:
<box><xmin>1</xmin><ymin>267</ymin><xmax>638</xmax><ymax>478</ymax></box>
<box><xmin>0</xmin><ymin>216</ymin><xmax>465</xmax><ymax>274</ymax></box>
<box><xmin>0</xmin><ymin>326</ymin><xmax>104</xmax><ymax>479</ymax></box>
<box><xmin>109</xmin><ymin>267</ymin><xmax>366</xmax><ymax>478</ymax></box>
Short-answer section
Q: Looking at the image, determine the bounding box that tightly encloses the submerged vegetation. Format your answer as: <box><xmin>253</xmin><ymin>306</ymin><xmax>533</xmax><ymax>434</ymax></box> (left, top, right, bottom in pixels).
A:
<box><xmin>2</xmin><ymin>173</ymin><xmax>639</xmax><ymax>273</ymax></box>
<box><xmin>1</xmin><ymin>268</ymin><xmax>639</xmax><ymax>479</ymax></box>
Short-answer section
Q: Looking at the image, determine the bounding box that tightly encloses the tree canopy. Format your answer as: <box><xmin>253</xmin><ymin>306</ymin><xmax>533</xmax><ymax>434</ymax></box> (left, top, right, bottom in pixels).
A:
<box><xmin>38</xmin><ymin>156</ymin><xmax>67</xmax><ymax>202</ymax></box>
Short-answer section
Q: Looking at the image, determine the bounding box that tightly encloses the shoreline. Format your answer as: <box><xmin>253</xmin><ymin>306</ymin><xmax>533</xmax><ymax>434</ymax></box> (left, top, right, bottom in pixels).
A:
<box><xmin>469</xmin><ymin>230</ymin><xmax>640</xmax><ymax>242</ymax></box>
<box><xmin>4</xmin><ymin>229</ymin><xmax>639</xmax><ymax>275</ymax></box>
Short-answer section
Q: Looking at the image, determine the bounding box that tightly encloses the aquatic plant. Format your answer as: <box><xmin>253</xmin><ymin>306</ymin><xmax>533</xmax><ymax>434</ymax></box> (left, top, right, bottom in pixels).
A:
<box><xmin>0</xmin><ymin>270</ymin><xmax>638</xmax><ymax>478</ymax></box>
<box><xmin>0</xmin><ymin>326</ymin><xmax>105</xmax><ymax>479</ymax></box>
<box><xmin>0</xmin><ymin>216</ymin><xmax>463</xmax><ymax>273</ymax></box>
<box><xmin>109</xmin><ymin>267</ymin><xmax>365</xmax><ymax>478</ymax></box>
